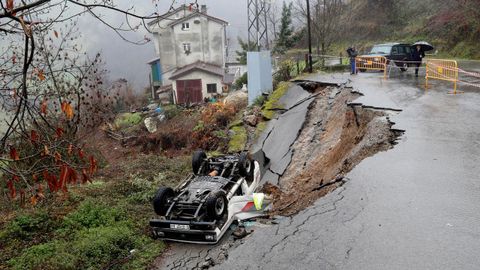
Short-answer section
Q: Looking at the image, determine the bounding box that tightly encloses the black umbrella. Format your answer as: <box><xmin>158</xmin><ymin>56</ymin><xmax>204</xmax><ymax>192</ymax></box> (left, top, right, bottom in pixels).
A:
<box><xmin>412</xmin><ymin>41</ymin><xmax>434</xmax><ymax>52</ymax></box>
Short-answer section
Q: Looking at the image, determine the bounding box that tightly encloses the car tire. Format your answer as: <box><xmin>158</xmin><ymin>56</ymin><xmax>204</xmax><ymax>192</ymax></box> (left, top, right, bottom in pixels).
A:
<box><xmin>192</xmin><ymin>150</ymin><xmax>207</xmax><ymax>175</ymax></box>
<box><xmin>153</xmin><ymin>187</ymin><xmax>174</xmax><ymax>216</ymax></box>
<box><xmin>400</xmin><ymin>59</ymin><xmax>408</xmax><ymax>72</ymax></box>
<box><xmin>238</xmin><ymin>152</ymin><xmax>253</xmax><ymax>178</ymax></box>
<box><xmin>205</xmin><ymin>190</ymin><xmax>227</xmax><ymax>220</ymax></box>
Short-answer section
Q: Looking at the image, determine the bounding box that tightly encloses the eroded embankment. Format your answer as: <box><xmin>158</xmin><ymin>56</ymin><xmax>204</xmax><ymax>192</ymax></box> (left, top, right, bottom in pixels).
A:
<box><xmin>154</xmin><ymin>81</ymin><xmax>403</xmax><ymax>270</ymax></box>
<box><xmin>262</xmin><ymin>83</ymin><xmax>403</xmax><ymax>216</ymax></box>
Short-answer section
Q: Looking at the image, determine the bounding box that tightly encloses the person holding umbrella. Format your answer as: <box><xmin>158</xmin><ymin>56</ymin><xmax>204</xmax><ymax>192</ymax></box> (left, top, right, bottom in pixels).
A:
<box><xmin>346</xmin><ymin>46</ymin><xmax>358</xmax><ymax>75</ymax></box>
<box><xmin>411</xmin><ymin>41</ymin><xmax>434</xmax><ymax>77</ymax></box>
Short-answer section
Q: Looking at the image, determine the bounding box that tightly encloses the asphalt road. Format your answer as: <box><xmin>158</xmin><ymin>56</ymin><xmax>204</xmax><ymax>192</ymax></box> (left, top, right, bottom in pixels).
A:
<box><xmin>214</xmin><ymin>69</ymin><xmax>480</xmax><ymax>270</ymax></box>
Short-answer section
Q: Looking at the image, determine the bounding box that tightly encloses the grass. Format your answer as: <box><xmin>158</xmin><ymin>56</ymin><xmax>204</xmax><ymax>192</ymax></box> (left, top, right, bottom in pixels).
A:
<box><xmin>254</xmin><ymin>121</ymin><xmax>268</xmax><ymax>142</ymax></box>
<box><xmin>114</xmin><ymin>113</ymin><xmax>143</xmax><ymax>130</ymax></box>
<box><xmin>0</xmin><ymin>154</ymin><xmax>191</xmax><ymax>270</ymax></box>
<box><xmin>228</xmin><ymin>126</ymin><xmax>247</xmax><ymax>153</ymax></box>
<box><xmin>262</xmin><ymin>81</ymin><xmax>290</xmax><ymax>120</ymax></box>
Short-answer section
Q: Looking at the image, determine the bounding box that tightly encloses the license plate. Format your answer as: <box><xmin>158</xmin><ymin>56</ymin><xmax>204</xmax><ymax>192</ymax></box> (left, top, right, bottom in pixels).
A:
<box><xmin>170</xmin><ymin>224</ymin><xmax>190</xmax><ymax>230</ymax></box>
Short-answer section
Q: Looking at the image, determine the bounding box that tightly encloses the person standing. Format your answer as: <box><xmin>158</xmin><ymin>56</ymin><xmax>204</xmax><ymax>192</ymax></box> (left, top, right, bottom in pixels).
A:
<box><xmin>346</xmin><ymin>46</ymin><xmax>358</xmax><ymax>75</ymax></box>
<box><xmin>411</xmin><ymin>45</ymin><xmax>425</xmax><ymax>77</ymax></box>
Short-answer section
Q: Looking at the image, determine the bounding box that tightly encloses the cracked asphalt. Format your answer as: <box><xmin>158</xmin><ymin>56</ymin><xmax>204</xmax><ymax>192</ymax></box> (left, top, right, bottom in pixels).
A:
<box><xmin>214</xmin><ymin>70</ymin><xmax>480</xmax><ymax>270</ymax></box>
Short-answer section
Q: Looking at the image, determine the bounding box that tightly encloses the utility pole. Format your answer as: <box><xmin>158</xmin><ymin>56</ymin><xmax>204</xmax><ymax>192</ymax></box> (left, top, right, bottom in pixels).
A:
<box><xmin>306</xmin><ymin>0</ymin><xmax>313</xmax><ymax>73</ymax></box>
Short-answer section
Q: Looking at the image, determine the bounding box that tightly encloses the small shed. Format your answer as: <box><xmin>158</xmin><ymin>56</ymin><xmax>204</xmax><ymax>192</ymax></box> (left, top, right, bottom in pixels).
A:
<box><xmin>147</xmin><ymin>57</ymin><xmax>162</xmax><ymax>100</ymax></box>
<box><xmin>170</xmin><ymin>61</ymin><xmax>229</xmax><ymax>104</ymax></box>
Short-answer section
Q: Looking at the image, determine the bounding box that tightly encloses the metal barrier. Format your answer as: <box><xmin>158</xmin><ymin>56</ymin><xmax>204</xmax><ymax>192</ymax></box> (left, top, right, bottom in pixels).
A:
<box><xmin>426</xmin><ymin>59</ymin><xmax>460</xmax><ymax>94</ymax></box>
<box><xmin>355</xmin><ymin>56</ymin><xmax>388</xmax><ymax>79</ymax></box>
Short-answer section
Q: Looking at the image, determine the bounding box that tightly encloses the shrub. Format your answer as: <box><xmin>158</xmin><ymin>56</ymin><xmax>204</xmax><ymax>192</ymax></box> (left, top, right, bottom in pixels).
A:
<box><xmin>126</xmin><ymin>173</ymin><xmax>167</xmax><ymax>203</ymax></box>
<box><xmin>9</xmin><ymin>241</ymin><xmax>76</xmax><ymax>270</ymax></box>
<box><xmin>228</xmin><ymin>126</ymin><xmax>247</xmax><ymax>153</ymax></box>
<box><xmin>9</xmin><ymin>225</ymin><xmax>145</xmax><ymax>270</ymax></box>
<box><xmin>262</xmin><ymin>82</ymin><xmax>290</xmax><ymax>120</ymax></box>
<box><xmin>192</xmin><ymin>103</ymin><xmax>237</xmax><ymax>151</ymax></box>
<box><xmin>73</xmin><ymin>225</ymin><xmax>137</xmax><ymax>270</ymax></box>
<box><xmin>1</xmin><ymin>211</ymin><xmax>55</xmax><ymax>241</ymax></box>
<box><xmin>114</xmin><ymin>113</ymin><xmax>143</xmax><ymax>130</ymax></box>
<box><xmin>233</xmin><ymin>72</ymin><xmax>248</xmax><ymax>90</ymax></box>
<box><xmin>62</xmin><ymin>200</ymin><xmax>126</xmax><ymax>231</ymax></box>
<box><xmin>273</xmin><ymin>60</ymin><xmax>295</xmax><ymax>88</ymax></box>
<box><xmin>252</xmin><ymin>95</ymin><xmax>266</xmax><ymax>107</ymax></box>
<box><xmin>163</xmin><ymin>105</ymin><xmax>182</xmax><ymax>120</ymax></box>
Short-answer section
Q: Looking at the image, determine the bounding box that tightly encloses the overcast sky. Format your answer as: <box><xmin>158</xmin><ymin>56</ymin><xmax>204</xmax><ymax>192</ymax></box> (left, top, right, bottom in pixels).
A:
<box><xmin>1</xmin><ymin>1</ymin><xmax>293</xmax><ymax>91</ymax></box>
<box><xmin>77</xmin><ymin>0</ymin><xmax>260</xmax><ymax>91</ymax></box>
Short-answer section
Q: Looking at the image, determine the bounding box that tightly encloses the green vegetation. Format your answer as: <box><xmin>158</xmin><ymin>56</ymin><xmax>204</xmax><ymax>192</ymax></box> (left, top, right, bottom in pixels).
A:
<box><xmin>0</xmin><ymin>211</ymin><xmax>56</xmax><ymax>241</ymax></box>
<box><xmin>163</xmin><ymin>105</ymin><xmax>182</xmax><ymax>120</ymax></box>
<box><xmin>1</xmin><ymin>154</ymin><xmax>191</xmax><ymax>270</ymax></box>
<box><xmin>262</xmin><ymin>82</ymin><xmax>290</xmax><ymax>120</ymax></box>
<box><xmin>254</xmin><ymin>121</ymin><xmax>268</xmax><ymax>141</ymax></box>
<box><xmin>236</xmin><ymin>39</ymin><xmax>258</xmax><ymax>65</ymax></box>
<box><xmin>6</xmin><ymin>198</ymin><xmax>164</xmax><ymax>270</ymax></box>
<box><xmin>228</xmin><ymin>126</ymin><xmax>248</xmax><ymax>153</ymax></box>
<box><xmin>252</xmin><ymin>95</ymin><xmax>266</xmax><ymax>107</ymax></box>
<box><xmin>10</xmin><ymin>241</ymin><xmax>76</xmax><ymax>270</ymax></box>
<box><xmin>114</xmin><ymin>113</ymin><xmax>143</xmax><ymax>129</ymax></box>
<box><xmin>274</xmin><ymin>1</ymin><xmax>295</xmax><ymax>54</ymax></box>
<box><xmin>234</xmin><ymin>72</ymin><xmax>248</xmax><ymax>90</ymax></box>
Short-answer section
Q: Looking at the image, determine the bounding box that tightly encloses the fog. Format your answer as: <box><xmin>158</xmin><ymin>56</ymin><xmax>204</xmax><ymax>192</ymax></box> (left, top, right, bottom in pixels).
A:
<box><xmin>77</xmin><ymin>0</ymin><xmax>254</xmax><ymax>92</ymax></box>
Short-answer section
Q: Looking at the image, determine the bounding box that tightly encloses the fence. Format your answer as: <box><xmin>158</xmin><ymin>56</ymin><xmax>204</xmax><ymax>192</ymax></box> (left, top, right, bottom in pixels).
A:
<box><xmin>426</xmin><ymin>59</ymin><xmax>459</xmax><ymax>94</ymax></box>
<box><xmin>355</xmin><ymin>56</ymin><xmax>388</xmax><ymax>79</ymax></box>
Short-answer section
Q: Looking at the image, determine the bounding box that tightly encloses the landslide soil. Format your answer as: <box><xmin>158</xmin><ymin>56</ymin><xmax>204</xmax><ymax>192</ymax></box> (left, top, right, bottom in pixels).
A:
<box><xmin>266</xmin><ymin>86</ymin><xmax>402</xmax><ymax>216</ymax></box>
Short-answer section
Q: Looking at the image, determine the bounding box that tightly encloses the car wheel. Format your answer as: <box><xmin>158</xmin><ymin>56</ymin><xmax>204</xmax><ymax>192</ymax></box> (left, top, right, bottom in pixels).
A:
<box><xmin>238</xmin><ymin>152</ymin><xmax>253</xmax><ymax>178</ymax></box>
<box><xmin>153</xmin><ymin>187</ymin><xmax>174</xmax><ymax>216</ymax></box>
<box><xmin>206</xmin><ymin>191</ymin><xmax>227</xmax><ymax>220</ymax></box>
<box><xmin>192</xmin><ymin>150</ymin><xmax>207</xmax><ymax>175</ymax></box>
<box><xmin>400</xmin><ymin>59</ymin><xmax>408</xmax><ymax>72</ymax></box>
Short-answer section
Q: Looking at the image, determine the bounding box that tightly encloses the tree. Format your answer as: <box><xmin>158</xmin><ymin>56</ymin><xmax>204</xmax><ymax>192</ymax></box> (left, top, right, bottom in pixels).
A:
<box><xmin>0</xmin><ymin>0</ymin><xmax>165</xmax><ymax>205</ymax></box>
<box><xmin>295</xmin><ymin>0</ymin><xmax>346</xmax><ymax>56</ymax></box>
<box><xmin>274</xmin><ymin>1</ymin><xmax>295</xmax><ymax>54</ymax></box>
<box><xmin>235</xmin><ymin>37</ymin><xmax>257</xmax><ymax>65</ymax></box>
<box><xmin>266</xmin><ymin>1</ymin><xmax>281</xmax><ymax>42</ymax></box>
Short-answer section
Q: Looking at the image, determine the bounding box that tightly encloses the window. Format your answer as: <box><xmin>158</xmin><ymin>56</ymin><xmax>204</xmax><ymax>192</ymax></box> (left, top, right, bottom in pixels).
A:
<box><xmin>370</xmin><ymin>45</ymin><xmax>392</xmax><ymax>54</ymax></box>
<box><xmin>183</xmin><ymin>43</ymin><xmax>191</xmax><ymax>54</ymax></box>
<box><xmin>181</xmin><ymin>22</ymin><xmax>190</xmax><ymax>30</ymax></box>
<box><xmin>405</xmin><ymin>46</ymin><xmax>411</xmax><ymax>54</ymax></box>
<box><xmin>391</xmin><ymin>46</ymin><xmax>399</xmax><ymax>54</ymax></box>
<box><xmin>207</xmin><ymin>84</ymin><xmax>217</xmax><ymax>93</ymax></box>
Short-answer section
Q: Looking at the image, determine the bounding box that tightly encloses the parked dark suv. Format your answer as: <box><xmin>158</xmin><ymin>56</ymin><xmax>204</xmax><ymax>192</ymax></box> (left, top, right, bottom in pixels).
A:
<box><xmin>361</xmin><ymin>43</ymin><xmax>414</xmax><ymax>71</ymax></box>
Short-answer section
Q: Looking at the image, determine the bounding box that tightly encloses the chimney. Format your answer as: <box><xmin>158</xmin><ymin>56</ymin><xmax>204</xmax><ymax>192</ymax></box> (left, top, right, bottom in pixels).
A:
<box><xmin>201</xmin><ymin>5</ymin><xmax>207</xmax><ymax>14</ymax></box>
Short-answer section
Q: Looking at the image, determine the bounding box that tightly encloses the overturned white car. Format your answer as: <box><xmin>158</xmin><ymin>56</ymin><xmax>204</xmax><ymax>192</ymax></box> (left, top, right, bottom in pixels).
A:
<box><xmin>150</xmin><ymin>150</ymin><xmax>270</xmax><ymax>244</ymax></box>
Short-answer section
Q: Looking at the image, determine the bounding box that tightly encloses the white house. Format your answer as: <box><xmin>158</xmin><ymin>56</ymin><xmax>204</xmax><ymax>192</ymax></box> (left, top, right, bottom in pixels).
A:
<box><xmin>148</xmin><ymin>5</ymin><xmax>232</xmax><ymax>104</ymax></box>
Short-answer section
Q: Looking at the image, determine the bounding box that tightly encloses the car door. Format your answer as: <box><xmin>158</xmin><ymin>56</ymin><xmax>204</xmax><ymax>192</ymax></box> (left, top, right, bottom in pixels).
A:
<box><xmin>404</xmin><ymin>45</ymin><xmax>413</xmax><ymax>62</ymax></box>
<box><xmin>391</xmin><ymin>46</ymin><xmax>402</xmax><ymax>61</ymax></box>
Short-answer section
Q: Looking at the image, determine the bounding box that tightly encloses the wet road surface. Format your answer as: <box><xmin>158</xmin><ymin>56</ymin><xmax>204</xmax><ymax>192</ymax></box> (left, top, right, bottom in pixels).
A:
<box><xmin>214</xmin><ymin>70</ymin><xmax>480</xmax><ymax>270</ymax></box>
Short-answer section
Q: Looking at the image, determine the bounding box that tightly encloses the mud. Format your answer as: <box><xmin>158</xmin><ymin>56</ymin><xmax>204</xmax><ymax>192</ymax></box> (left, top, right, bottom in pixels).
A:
<box><xmin>269</xmin><ymin>85</ymin><xmax>402</xmax><ymax>215</ymax></box>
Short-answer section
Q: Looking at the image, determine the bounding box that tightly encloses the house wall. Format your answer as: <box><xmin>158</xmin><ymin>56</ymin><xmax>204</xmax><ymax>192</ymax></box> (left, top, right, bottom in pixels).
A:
<box><xmin>149</xmin><ymin>8</ymin><xmax>194</xmax><ymax>86</ymax></box>
<box><xmin>149</xmin><ymin>9</ymin><xmax>227</xmax><ymax>87</ymax></box>
<box><xmin>172</xmin><ymin>16</ymin><xmax>226</xmax><ymax>68</ymax></box>
<box><xmin>171</xmin><ymin>70</ymin><xmax>223</xmax><ymax>104</ymax></box>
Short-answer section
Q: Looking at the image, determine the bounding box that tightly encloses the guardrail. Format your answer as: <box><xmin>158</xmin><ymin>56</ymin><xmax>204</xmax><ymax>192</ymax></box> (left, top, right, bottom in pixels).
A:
<box><xmin>355</xmin><ymin>56</ymin><xmax>388</xmax><ymax>79</ymax></box>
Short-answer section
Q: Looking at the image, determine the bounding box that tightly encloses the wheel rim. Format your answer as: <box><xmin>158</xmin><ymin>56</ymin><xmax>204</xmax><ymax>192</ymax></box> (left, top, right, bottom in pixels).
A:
<box><xmin>215</xmin><ymin>197</ymin><xmax>225</xmax><ymax>216</ymax></box>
